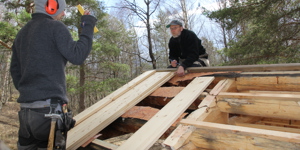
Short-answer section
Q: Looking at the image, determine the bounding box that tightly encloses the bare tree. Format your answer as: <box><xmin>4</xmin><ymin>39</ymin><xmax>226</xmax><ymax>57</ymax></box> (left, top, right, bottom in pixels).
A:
<box><xmin>119</xmin><ymin>0</ymin><xmax>161</xmax><ymax>69</ymax></box>
<box><xmin>164</xmin><ymin>0</ymin><xmax>200</xmax><ymax>30</ymax></box>
<box><xmin>152</xmin><ymin>10</ymin><xmax>171</xmax><ymax>68</ymax></box>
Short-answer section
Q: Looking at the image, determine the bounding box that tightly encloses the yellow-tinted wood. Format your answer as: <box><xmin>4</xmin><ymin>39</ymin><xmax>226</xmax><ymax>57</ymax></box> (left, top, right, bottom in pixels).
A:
<box><xmin>117</xmin><ymin>77</ymin><xmax>214</xmax><ymax>150</ymax></box>
<box><xmin>77</xmin><ymin>4</ymin><xmax>99</xmax><ymax>33</ymax></box>
<box><xmin>73</xmin><ymin>70</ymin><xmax>155</xmax><ymax>125</ymax></box>
<box><xmin>66</xmin><ymin>72</ymin><xmax>174</xmax><ymax>150</ymax></box>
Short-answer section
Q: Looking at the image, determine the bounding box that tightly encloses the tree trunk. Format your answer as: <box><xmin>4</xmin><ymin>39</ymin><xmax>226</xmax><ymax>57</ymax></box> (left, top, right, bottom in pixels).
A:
<box><xmin>79</xmin><ymin>64</ymin><xmax>85</xmax><ymax>113</ymax></box>
<box><xmin>77</xmin><ymin>9</ymin><xmax>85</xmax><ymax>113</ymax></box>
<box><xmin>1</xmin><ymin>49</ymin><xmax>12</xmax><ymax>110</ymax></box>
<box><xmin>146</xmin><ymin>5</ymin><xmax>156</xmax><ymax>69</ymax></box>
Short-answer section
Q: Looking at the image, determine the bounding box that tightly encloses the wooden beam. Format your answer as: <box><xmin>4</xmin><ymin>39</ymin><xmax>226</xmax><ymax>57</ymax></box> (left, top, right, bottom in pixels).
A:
<box><xmin>248</xmin><ymin>90</ymin><xmax>300</xmax><ymax>95</ymax></box>
<box><xmin>189</xmin><ymin>79</ymin><xmax>236</xmax><ymax>121</ymax></box>
<box><xmin>240</xmin><ymin>71</ymin><xmax>300</xmax><ymax>76</ymax></box>
<box><xmin>229</xmin><ymin>115</ymin><xmax>300</xmax><ymax>133</ymax></box>
<box><xmin>121</xmin><ymin>106</ymin><xmax>188</xmax><ymax>127</ymax></box>
<box><xmin>236</xmin><ymin>76</ymin><xmax>300</xmax><ymax>91</ymax></box>
<box><xmin>149</xmin><ymin>87</ymin><xmax>185</xmax><ymax>97</ymax></box>
<box><xmin>234</xmin><ymin>122</ymin><xmax>300</xmax><ymax>134</ymax></box>
<box><xmin>117</xmin><ymin>77</ymin><xmax>214</xmax><ymax>150</ymax></box>
<box><xmin>163</xmin><ymin>79</ymin><xmax>235</xmax><ymax>149</ymax></box>
<box><xmin>256</xmin><ymin>118</ymin><xmax>300</xmax><ymax>128</ymax></box>
<box><xmin>73</xmin><ymin>70</ymin><xmax>156</xmax><ymax>125</ymax></box>
<box><xmin>66</xmin><ymin>72</ymin><xmax>174</xmax><ymax>150</ymax></box>
<box><xmin>180</xmin><ymin>119</ymin><xmax>300</xmax><ymax>150</ymax></box>
<box><xmin>216</xmin><ymin>92</ymin><xmax>300</xmax><ymax>120</ymax></box>
<box><xmin>156</xmin><ymin>63</ymin><xmax>300</xmax><ymax>73</ymax></box>
<box><xmin>167</xmin><ymin>72</ymin><xmax>229</xmax><ymax>86</ymax></box>
<box><xmin>92</xmin><ymin>139</ymin><xmax>118</xmax><ymax>150</ymax></box>
<box><xmin>202</xmin><ymin>108</ymin><xmax>228</xmax><ymax>124</ymax></box>
<box><xmin>139</xmin><ymin>88</ymin><xmax>206</xmax><ymax>110</ymax></box>
<box><xmin>228</xmin><ymin>115</ymin><xmax>262</xmax><ymax>125</ymax></box>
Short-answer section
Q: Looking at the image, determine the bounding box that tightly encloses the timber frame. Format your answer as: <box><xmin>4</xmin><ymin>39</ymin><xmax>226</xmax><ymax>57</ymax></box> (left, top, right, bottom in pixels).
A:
<box><xmin>67</xmin><ymin>63</ymin><xmax>300</xmax><ymax>150</ymax></box>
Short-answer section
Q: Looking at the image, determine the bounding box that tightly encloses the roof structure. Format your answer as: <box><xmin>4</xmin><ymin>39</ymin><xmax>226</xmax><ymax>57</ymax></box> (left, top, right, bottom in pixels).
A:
<box><xmin>66</xmin><ymin>63</ymin><xmax>300</xmax><ymax>150</ymax></box>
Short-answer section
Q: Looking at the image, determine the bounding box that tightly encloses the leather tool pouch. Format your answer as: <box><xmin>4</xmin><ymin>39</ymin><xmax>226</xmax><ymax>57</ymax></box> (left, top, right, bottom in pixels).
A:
<box><xmin>63</xmin><ymin>110</ymin><xmax>76</xmax><ymax>131</ymax></box>
<box><xmin>54</xmin><ymin>109</ymin><xmax>76</xmax><ymax>150</ymax></box>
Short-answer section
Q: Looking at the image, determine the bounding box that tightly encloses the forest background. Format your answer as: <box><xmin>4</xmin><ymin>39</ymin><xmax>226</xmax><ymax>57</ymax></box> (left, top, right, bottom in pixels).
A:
<box><xmin>0</xmin><ymin>0</ymin><xmax>299</xmax><ymax>115</ymax></box>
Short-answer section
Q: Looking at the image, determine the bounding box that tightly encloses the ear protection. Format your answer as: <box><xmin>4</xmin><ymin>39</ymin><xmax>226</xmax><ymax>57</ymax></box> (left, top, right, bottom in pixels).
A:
<box><xmin>45</xmin><ymin>0</ymin><xmax>59</xmax><ymax>15</ymax></box>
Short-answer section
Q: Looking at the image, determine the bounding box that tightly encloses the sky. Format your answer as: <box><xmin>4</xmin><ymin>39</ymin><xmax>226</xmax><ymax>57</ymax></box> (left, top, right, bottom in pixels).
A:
<box><xmin>101</xmin><ymin>0</ymin><xmax>219</xmax><ymax>12</ymax></box>
<box><xmin>98</xmin><ymin>0</ymin><xmax>222</xmax><ymax>48</ymax></box>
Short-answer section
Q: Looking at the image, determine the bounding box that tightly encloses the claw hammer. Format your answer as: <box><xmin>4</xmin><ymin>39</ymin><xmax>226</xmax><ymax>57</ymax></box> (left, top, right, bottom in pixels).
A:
<box><xmin>45</xmin><ymin>114</ymin><xmax>62</xmax><ymax>150</ymax></box>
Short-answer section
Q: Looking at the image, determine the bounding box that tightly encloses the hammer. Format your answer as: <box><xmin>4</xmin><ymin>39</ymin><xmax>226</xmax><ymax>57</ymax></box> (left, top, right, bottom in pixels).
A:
<box><xmin>45</xmin><ymin>114</ymin><xmax>62</xmax><ymax>150</ymax></box>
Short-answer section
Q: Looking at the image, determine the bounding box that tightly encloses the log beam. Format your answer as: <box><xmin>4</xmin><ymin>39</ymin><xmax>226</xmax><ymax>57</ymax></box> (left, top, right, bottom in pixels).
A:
<box><xmin>180</xmin><ymin>119</ymin><xmax>300</xmax><ymax>150</ymax></box>
<box><xmin>216</xmin><ymin>92</ymin><xmax>300</xmax><ymax>120</ymax></box>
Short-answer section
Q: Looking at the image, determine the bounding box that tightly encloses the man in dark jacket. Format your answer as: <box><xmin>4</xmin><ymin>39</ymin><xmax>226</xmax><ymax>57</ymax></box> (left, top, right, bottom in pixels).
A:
<box><xmin>167</xmin><ymin>20</ymin><xmax>209</xmax><ymax>76</ymax></box>
<box><xmin>10</xmin><ymin>0</ymin><xmax>97</xmax><ymax>149</ymax></box>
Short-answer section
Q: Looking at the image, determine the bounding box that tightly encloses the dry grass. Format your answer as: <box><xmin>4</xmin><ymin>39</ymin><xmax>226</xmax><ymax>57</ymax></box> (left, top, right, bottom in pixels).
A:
<box><xmin>0</xmin><ymin>102</ymin><xmax>20</xmax><ymax>150</ymax></box>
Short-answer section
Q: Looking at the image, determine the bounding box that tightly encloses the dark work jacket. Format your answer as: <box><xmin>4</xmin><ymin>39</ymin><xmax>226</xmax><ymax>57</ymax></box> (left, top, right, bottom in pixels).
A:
<box><xmin>168</xmin><ymin>29</ymin><xmax>207</xmax><ymax>69</ymax></box>
<box><xmin>10</xmin><ymin>13</ymin><xmax>97</xmax><ymax>103</ymax></box>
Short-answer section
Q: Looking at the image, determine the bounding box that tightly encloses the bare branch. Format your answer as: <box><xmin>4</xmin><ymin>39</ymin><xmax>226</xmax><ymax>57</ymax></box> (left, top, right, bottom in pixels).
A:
<box><xmin>0</xmin><ymin>40</ymin><xmax>12</xmax><ymax>50</ymax></box>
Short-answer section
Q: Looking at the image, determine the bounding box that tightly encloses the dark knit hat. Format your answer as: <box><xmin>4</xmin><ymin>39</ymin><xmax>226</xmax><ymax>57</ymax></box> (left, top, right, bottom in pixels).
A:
<box><xmin>166</xmin><ymin>20</ymin><xmax>183</xmax><ymax>28</ymax></box>
<box><xmin>34</xmin><ymin>0</ymin><xmax>66</xmax><ymax>17</ymax></box>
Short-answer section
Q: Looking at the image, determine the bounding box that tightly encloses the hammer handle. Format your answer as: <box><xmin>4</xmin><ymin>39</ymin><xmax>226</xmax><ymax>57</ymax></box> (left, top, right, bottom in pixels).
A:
<box><xmin>77</xmin><ymin>4</ymin><xmax>99</xmax><ymax>33</ymax></box>
<box><xmin>47</xmin><ymin>120</ymin><xmax>56</xmax><ymax>150</ymax></box>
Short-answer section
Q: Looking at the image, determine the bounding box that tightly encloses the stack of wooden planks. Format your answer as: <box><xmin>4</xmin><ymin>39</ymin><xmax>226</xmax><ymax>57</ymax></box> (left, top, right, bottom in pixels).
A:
<box><xmin>67</xmin><ymin>70</ymin><xmax>174</xmax><ymax>149</ymax></box>
<box><xmin>66</xmin><ymin>63</ymin><xmax>300</xmax><ymax>150</ymax></box>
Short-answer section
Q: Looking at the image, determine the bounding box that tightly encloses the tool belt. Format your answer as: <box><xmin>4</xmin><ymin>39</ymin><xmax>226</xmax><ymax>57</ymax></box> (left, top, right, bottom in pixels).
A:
<box><xmin>21</xmin><ymin>99</ymin><xmax>75</xmax><ymax>150</ymax></box>
<box><xmin>49</xmin><ymin>99</ymin><xmax>76</xmax><ymax>150</ymax></box>
<box><xmin>20</xmin><ymin>99</ymin><xmax>51</xmax><ymax>108</ymax></box>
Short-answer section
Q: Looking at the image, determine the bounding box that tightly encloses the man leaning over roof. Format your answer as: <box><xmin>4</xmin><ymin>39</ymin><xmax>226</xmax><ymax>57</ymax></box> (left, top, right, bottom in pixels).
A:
<box><xmin>167</xmin><ymin>20</ymin><xmax>209</xmax><ymax>77</ymax></box>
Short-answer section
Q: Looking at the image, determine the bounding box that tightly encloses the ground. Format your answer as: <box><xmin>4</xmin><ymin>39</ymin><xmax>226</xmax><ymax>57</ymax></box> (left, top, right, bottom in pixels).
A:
<box><xmin>0</xmin><ymin>102</ymin><xmax>19</xmax><ymax>150</ymax></box>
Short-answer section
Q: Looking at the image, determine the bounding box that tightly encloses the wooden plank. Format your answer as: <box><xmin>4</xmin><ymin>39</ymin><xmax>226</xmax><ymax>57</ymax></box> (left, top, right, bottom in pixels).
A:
<box><xmin>92</xmin><ymin>139</ymin><xmax>118</xmax><ymax>150</ymax></box>
<box><xmin>163</xmin><ymin>124</ymin><xmax>196</xmax><ymax>149</ymax></box>
<box><xmin>180</xmin><ymin>119</ymin><xmax>300</xmax><ymax>150</ymax></box>
<box><xmin>163</xmin><ymin>79</ymin><xmax>234</xmax><ymax>149</ymax></box>
<box><xmin>117</xmin><ymin>77</ymin><xmax>214</xmax><ymax>150</ymax></box>
<box><xmin>202</xmin><ymin>108</ymin><xmax>228</xmax><ymax>124</ymax></box>
<box><xmin>237</xmin><ymin>76</ymin><xmax>278</xmax><ymax>85</ymax></box>
<box><xmin>229</xmin><ymin>115</ymin><xmax>300</xmax><ymax>133</ymax></box>
<box><xmin>156</xmin><ymin>63</ymin><xmax>300</xmax><ymax>73</ymax></box>
<box><xmin>237</xmin><ymin>84</ymin><xmax>300</xmax><ymax>92</ymax></box>
<box><xmin>73</xmin><ymin>70</ymin><xmax>156</xmax><ymax>125</ymax></box>
<box><xmin>210</xmin><ymin>79</ymin><xmax>236</xmax><ymax>96</ymax></box>
<box><xmin>256</xmin><ymin>119</ymin><xmax>300</xmax><ymax>128</ymax></box>
<box><xmin>216</xmin><ymin>92</ymin><xmax>300</xmax><ymax>120</ymax></box>
<box><xmin>241</xmin><ymin>71</ymin><xmax>300</xmax><ymax>75</ymax></box>
<box><xmin>81</xmin><ymin>134</ymin><xmax>101</xmax><ymax>147</ymax></box>
<box><xmin>149</xmin><ymin>87</ymin><xmax>185</xmax><ymax>97</ymax></box>
<box><xmin>248</xmin><ymin>90</ymin><xmax>300</xmax><ymax>94</ymax></box>
<box><xmin>167</xmin><ymin>72</ymin><xmax>229</xmax><ymax>86</ymax></box>
<box><xmin>66</xmin><ymin>72</ymin><xmax>174</xmax><ymax>150</ymax></box>
<box><xmin>121</xmin><ymin>106</ymin><xmax>188</xmax><ymax>127</ymax></box>
<box><xmin>234</xmin><ymin>122</ymin><xmax>300</xmax><ymax>134</ymax></box>
<box><xmin>236</xmin><ymin>76</ymin><xmax>300</xmax><ymax>91</ymax></box>
<box><xmin>190</xmin><ymin>79</ymin><xmax>235</xmax><ymax>121</ymax></box>
<box><xmin>228</xmin><ymin>115</ymin><xmax>262</xmax><ymax>125</ymax></box>
<box><xmin>140</xmin><ymin>93</ymin><xmax>206</xmax><ymax>110</ymax></box>
<box><xmin>278</xmin><ymin>76</ymin><xmax>300</xmax><ymax>84</ymax></box>
<box><xmin>217</xmin><ymin>92</ymin><xmax>300</xmax><ymax>100</ymax></box>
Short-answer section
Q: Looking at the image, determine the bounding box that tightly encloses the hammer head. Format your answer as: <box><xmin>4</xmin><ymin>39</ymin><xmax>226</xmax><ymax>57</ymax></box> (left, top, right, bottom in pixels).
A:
<box><xmin>45</xmin><ymin>114</ymin><xmax>62</xmax><ymax>120</ymax></box>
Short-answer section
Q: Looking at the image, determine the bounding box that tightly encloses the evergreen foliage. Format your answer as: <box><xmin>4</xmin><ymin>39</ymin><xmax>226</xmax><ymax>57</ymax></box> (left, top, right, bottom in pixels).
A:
<box><xmin>206</xmin><ymin>0</ymin><xmax>300</xmax><ymax>65</ymax></box>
